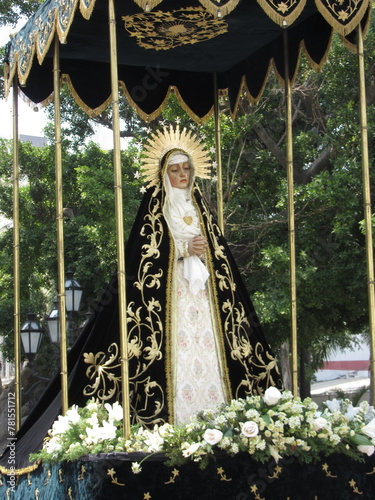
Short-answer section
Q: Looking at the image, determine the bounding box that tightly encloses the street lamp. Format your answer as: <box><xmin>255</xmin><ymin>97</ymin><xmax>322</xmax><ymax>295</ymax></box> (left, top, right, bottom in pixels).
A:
<box><xmin>20</xmin><ymin>312</ymin><xmax>43</xmax><ymax>362</ymax></box>
<box><xmin>45</xmin><ymin>300</ymin><xmax>61</xmax><ymax>344</ymax></box>
<box><xmin>65</xmin><ymin>269</ymin><xmax>83</xmax><ymax>313</ymax></box>
<box><xmin>65</xmin><ymin>270</ymin><xmax>84</xmax><ymax>346</ymax></box>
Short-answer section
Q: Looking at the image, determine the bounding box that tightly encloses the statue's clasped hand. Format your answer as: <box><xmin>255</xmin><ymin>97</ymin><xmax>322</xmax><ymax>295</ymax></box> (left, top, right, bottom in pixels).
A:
<box><xmin>188</xmin><ymin>235</ymin><xmax>207</xmax><ymax>257</ymax></box>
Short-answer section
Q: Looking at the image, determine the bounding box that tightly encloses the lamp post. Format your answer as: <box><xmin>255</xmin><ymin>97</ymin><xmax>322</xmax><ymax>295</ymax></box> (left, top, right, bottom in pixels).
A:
<box><xmin>65</xmin><ymin>270</ymin><xmax>83</xmax><ymax>346</ymax></box>
<box><xmin>65</xmin><ymin>269</ymin><xmax>83</xmax><ymax>314</ymax></box>
<box><xmin>46</xmin><ymin>300</ymin><xmax>62</xmax><ymax>344</ymax></box>
<box><xmin>20</xmin><ymin>312</ymin><xmax>43</xmax><ymax>366</ymax></box>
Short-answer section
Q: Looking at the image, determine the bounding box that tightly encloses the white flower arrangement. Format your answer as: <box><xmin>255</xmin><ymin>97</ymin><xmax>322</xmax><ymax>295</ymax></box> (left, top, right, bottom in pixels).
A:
<box><xmin>30</xmin><ymin>388</ymin><xmax>375</xmax><ymax>470</ymax></box>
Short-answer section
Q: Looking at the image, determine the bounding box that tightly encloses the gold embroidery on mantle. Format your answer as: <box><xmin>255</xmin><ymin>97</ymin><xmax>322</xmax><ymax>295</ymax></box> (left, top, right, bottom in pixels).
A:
<box><xmin>123</xmin><ymin>7</ymin><xmax>228</xmax><ymax>51</ymax></box>
<box><xmin>199</xmin><ymin>189</ymin><xmax>281</xmax><ymax>397</ymax></box>
<box><xmin>83</xmin><ymin>343</ymin><xmax>122</xmax><ymax>401</ymax></box>
<box><xmin>127</xmin><ymin>186</ymin><xmax>167</xmax><ymax>426</ymax></box>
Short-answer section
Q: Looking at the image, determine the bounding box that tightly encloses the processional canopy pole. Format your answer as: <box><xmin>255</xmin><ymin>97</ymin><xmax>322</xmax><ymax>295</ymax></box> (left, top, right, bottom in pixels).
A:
<box><xmin>357</xmin><ymin>24</ymin><xmax>375</xmax><ymax>405</ymax></box>
<box><xmin>108</xmin><ymin>0</ymin><xmax>131</xmax><ymax>439</ymax></box>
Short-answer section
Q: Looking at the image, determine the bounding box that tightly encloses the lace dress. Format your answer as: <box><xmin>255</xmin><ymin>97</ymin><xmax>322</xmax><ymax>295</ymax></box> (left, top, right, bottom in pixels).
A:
<box><xmin>164</xmin><ymin>187</ymin><xmax>226</xmax><ymax>423</ymax></box>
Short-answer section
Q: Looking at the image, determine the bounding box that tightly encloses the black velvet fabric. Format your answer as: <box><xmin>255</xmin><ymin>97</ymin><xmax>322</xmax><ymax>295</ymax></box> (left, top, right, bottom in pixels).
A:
<box><xmin>1</xmin><ymin>452</ymin><xmax>375</xmax><ymax>499</ymax></box>
<box><xmin>5</xmin><ymin>0</ymin><xmax>370</xmax><ymax>120</ymax></box>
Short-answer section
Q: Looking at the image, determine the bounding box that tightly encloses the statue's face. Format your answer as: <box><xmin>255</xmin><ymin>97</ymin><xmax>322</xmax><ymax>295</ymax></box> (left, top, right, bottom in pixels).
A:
<box><xmin>167</xmin><ymin>162</ymin><xmax>191</xmax><ymax>189</ymax></box>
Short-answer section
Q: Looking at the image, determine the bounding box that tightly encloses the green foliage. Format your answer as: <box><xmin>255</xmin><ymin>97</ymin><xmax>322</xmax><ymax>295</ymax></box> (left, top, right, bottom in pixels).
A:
<box><xmin>0</xmin><ymin>137</ymin><xmax>142</xmax><ymax>362</ymax></box>
<box><xmin>0</xmin><ymin>1</ymin><xmax>41</xmax><ymax>27</ymax></box>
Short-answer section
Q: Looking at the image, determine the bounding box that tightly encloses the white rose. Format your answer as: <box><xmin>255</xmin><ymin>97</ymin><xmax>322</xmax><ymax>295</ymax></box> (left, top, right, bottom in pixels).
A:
<box><xmin>361</xmin><ymin>419</ymin><xmax>375</xmax><ymax>443</ymax></box>
<box><xmin>263</xmin><ymin>387</ymin><xmax>282</xmax><ymax>406</ymax></box>
<box><xmin>358</xmin><ymin>445</ymin><xmax>375</xmax><ymax>456</ymax></box>
<box><xmin>203</xmin><ymin>429</ymin><xmax>223</xmax><ymax>445</ymax></box>
<box><xmin>313</xmin><ymin>417</ymin><xmax>328</xmax><ymax>431</ymax></box>
<box><xmin>241</xmin><ymin>421</ymin><xmax>259</xmax><ymax>438</ymax></box>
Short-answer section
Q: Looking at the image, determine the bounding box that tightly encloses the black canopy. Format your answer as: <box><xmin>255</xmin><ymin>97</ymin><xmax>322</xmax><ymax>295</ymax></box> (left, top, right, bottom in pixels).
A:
<box><xmin>4</xmin><ymin>0</ymin><xmax>371</xmax><ymax>121</ymax></box>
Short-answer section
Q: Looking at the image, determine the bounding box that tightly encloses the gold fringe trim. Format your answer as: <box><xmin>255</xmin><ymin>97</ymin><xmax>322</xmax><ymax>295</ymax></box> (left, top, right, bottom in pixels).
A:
<box><xmin>19</xmin><ymin>87</ymin><xmax>55</xmax><ymax>111</ymax></box>
<box><xmin>0</xmin><ymin>461</ymin><xmax>40</xmax><ymax>477</ymax></box>
<box><xmin>271</xmin><ymin>35</ymin><xmax>304</xmax><ymax>89</ymax></box>
<box><xmin>3</xmin><ymin>62</ymin><xmax>10</xmax><ymax>99</ymax></box>
<box><xmin>55</xmin><ymin>0</ymin><xmax>79</xmax><ymax>44</ymax></box>
<box><xmin>79</xmin><ymin>0</ymin><xmax>98</xmax><ymax>20</ymax></box>
<box><xmin>165</xmin><ymin>218</ymin><xmax>175</xmax><ymax>425</ymax></box>
<box><xmin>119</xmin><ymin>80</ymin><xmax>173</xmax><ymax>123</ymax></box>
<box><xmin>340</xmin><ymin>5</ymin><xmax>372</xmax><ymax>53</ymax></box>
<box><xmin>198</xmin><ymin>0</ymin><xmax>242</xmax><ymax>18</ymax></box>
<box><xmin>315</xmin><ymin>0</ymin><xmax>371</xmax><ymax>37</ymax></box>
<box><xmin>256</xmin><ymin>0</ymin><xmax>307</xmax><ymax>27</ymax></box>
<box><xmin>244</xmin><ymin>58</ymin><xmax>274</xmax><ymax>107</ymax></box>
<box><xmin>35</xmin><ymin>12</ymin><xmax>59</xmax><ymax>65</ymax></box>
<box><xmin>302</xmin><ymin>31</ymin><xmax>333</xmax><ymax>73</ymax></box>
<box><xmin>172</xmin><ymin>86</ymin><xmax>213</xmax><ymax>124</ymax></box>
<box><xmin>63</xmin><ymin>74</ymin><xmax>111</xmax><ymax>117</ymax></box>
<box><xmin>132</xmin><ymin>0</ymin><xmax>164</xmax><ymax>10</ymax></box>
<box><xmin>6</xmin><ymin>0</ymin><xmax>98</xmax><ymax>92</ymax></box>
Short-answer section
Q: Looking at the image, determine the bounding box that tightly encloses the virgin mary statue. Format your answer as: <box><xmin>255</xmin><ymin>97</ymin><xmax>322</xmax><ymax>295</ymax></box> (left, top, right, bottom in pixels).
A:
<box><xmin>0</xmin><ymin>125</ymin><xmax>282</xmax><ymax>471</ymax></box>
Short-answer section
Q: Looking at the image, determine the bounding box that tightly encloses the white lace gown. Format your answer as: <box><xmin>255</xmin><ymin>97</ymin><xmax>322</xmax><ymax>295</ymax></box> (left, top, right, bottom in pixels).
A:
<box><xmin>164</xmin><ymin>186</ymin><xmax>226</xmax><ymax>423</ymax></box>
<box><xmin>174</xmin><ymin>261</ymin><xmax>226</xmax><ymax>423</ymax></box>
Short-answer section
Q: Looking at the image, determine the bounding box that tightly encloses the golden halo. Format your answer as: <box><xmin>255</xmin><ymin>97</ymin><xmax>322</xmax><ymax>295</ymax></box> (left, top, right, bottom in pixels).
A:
<box><xmin>141</xmin><ymin>125</ymin><xmax>212</xmax><ymax>188</ymax></box>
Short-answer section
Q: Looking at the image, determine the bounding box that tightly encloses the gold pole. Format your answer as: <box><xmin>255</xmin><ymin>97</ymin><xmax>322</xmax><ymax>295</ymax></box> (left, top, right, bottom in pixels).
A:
<box><xmin>283</xmin><ymin>29</ymin><xmax>298</xmax><ymax>396</ymax></box>
<box><xmin>357</xmin><ymin>25</ymin><xmax>375</xmax><ymax>404</ymax></box>
<box><xmin>213</xmin><ymin>73</ymin><xmax>224</xmax><ymax>233</ymax></box>
<box><xmin>108</xmin><ymin>0</ymin><xmax>131</xmax><ymax>438</ymax></box>
<box><xmin>12</xmin><ymin>79</ymin><xmax>21</xmax><ymax>431</ymax></box>
<box><xmin>53</xmin><ymin>36</ymin><xmax>68</xmax><ymax>415</ymax></box>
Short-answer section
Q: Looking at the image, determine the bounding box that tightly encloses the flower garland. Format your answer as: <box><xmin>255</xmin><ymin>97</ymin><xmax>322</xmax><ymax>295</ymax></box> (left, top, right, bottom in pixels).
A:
<box><xmin>30</xmin><ymin>388</ymin><xmax>375</xmax><ymax>472</ymax></box>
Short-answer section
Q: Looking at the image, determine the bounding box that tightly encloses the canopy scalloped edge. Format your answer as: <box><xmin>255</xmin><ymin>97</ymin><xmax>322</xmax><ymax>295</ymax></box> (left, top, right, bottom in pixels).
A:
<box><xmin>257</xmin><ymin>0</ymin><xmax>308</xmax><ymax>27</ymax></box>
<box><xmin>315</xmin><ymin>0</ymin><xmax>371</xmax><ymax>37</ymax></box>
<box><xmin>3</xmin><ymin>0</ymin><xmax>372</xmax><ymax>123</ymax></box>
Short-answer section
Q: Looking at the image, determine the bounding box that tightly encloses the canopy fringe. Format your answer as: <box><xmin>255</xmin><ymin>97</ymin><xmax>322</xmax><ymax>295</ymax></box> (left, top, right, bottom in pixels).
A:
<box><xmin>302</xmin><ymin>33</ymin><xmax>333</xmax><ymax>72</ymax></box>
<box><xmin>198</xmin><ymin>0</ymin><xmax>242</xmax><ymax>18</ymax></box>
<box><xmin>63</xmin><ymin>75</ymin><xmax>112</xmax><ymax>117</ymax></box>
<box><xmin>256</xmin><ymin>0</ymin><xmax>307</xmax><ymax>28</ymax></box>
<box><xmin>119</xmin><ymin>80</ymin><xmax>173</xmax><ymax>123</ymax></box>
<box><xmin>315</xmin><ymin>0</ymin><xmax>371</xmax><ymax>37</ymax></box>
<box><xmin>341</xmin><ymin>7</ymin><xmax>372</xmax><ymax>53</ymax></box>
<box><xmin>79</xmin><ymin>0</ymin><xmax>98</xmax><ymax>20</ymax></box>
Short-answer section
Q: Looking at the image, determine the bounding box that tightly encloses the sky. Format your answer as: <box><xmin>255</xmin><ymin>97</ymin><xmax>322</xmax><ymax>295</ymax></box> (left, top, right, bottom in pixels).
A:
<box><xmin>0</xmin><ymin>24</ymin><xmax>114</xmax><ymax>149</ymax></box>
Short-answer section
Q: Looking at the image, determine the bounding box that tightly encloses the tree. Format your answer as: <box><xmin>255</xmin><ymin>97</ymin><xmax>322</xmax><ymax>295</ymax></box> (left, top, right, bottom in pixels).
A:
<box><xmin>0</xmin><ymin>1</ymin><xmax>41</xmax><ymax>27</ymax></box>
